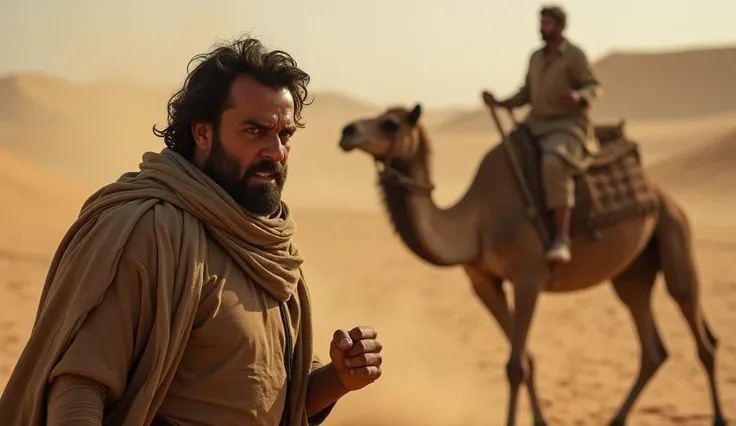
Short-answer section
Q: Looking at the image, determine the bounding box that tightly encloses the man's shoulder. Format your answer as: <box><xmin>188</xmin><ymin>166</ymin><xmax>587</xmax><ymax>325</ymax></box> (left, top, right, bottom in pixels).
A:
<box><xmin>529</xmin><ymin>45</ymin><xmax>545</xmax><ymax>59</ymax></box>
<box><xmin>562</xmin><ymin>40</ymin><xmax>589</xmax><ymax>57</ymax></box>
<box><xmin>95</xmin><ymin>200</ymin><xmax>194</xmax><ymax>269</ymax></box>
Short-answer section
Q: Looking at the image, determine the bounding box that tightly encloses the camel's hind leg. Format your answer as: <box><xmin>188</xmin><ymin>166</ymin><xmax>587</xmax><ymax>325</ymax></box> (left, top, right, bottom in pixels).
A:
<box><xmin>608</xmin><ymin>237</ymin><xmax>668</xmax><ymax>425</ymax></box>
<box><xmin>655</xmin><ymin>191</ymin><xmax>727</xmax><ymax>425</ymax></box>
<box><xmin>465</xmin><ymin>266</ymin><xmax>547</xmax><ymax>426</ymax></box>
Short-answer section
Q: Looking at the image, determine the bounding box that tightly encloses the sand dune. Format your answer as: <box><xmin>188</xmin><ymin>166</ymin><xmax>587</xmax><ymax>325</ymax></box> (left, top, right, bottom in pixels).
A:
<box><xmin>0</xmin><ymin>148</ymin><xmax>87</xmax><ymax>258</ymax></box>
<box><xmin>434</xmin><ymin>105</ymin><xmax>523</xmax><ymax>135</ymax></box>
<box><xmin>0</xmin><ymin>43</ymin><xmax>735</xmax><ymax>425</ymax></box>
<box><xmin>627</xmin><ymin>110</ymin><xmax>736</xmax><ymax>166</ymax></box>
<box><xmin>592</xmin><ymin>46</ymin><xmax>736</xmax><ymax>120</ymax></box>
<box><xmin>650</xmin><ymin>128</ymin><xmax>736</xmax><ymax>193</ymax></box>
<box><xmin>0</xmin><ymin>73</ymin><xmax>170</xmax><ymax>185</ymax></box>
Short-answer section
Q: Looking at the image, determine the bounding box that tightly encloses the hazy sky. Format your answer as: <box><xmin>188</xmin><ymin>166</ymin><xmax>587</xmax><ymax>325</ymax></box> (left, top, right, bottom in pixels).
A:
<box><xmin>0</xmin><ymin>0</ymin><xmax>733</xmax><ymax>108</ymax></box>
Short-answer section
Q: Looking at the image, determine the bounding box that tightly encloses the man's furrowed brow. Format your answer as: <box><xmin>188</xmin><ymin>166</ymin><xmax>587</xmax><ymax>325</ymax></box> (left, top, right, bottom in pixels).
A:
<box><xmin>240</xmin><ymin>119</ymin><xmax>296</xmax><ymax>134</ymax></box>
<box><xmin>241</xmin><ymin>118</ymin><xmax>270</xmax><ymax>128</ymax></box>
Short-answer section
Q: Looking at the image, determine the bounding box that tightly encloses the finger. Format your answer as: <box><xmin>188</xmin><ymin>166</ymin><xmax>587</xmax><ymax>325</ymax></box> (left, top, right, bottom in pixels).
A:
<box><xmin>345</xmin><ymin>352</ymin><xmax>383</xmax><ymax>369</ymax></box>
<box><xmin>348</xmin><ymin>326</ymin><xmax>377</xmax><ymax>342</ymax></box>
<box><xmin>345</xmin><ymin>339</ymin><xmax>383</xmax><ymax>358</ymax></box>
<box><xmin>331</xmin><ymin>329</ymin><xmax>352</xmax><ymax>350</ymax></box>
<box><xmin>349</xmin><ymin>366</ymin><xmax>383</xmax><ymax>380</ymax></box>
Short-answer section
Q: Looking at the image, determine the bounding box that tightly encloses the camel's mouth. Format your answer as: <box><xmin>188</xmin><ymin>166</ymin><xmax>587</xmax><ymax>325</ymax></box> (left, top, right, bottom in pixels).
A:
<box><xmin>339</xmin><ymin>122</ymin><xmax>363</xmax><ymax>152</ymax></box>
<box><xmin>339</xmin><ymin>136</ymin><xmax>359</xmax><ymax>152</ymax></box>
<box><xmin>338</xmin><ymin>122</ymin><xmax>388</xmax><ymax>158</ymax></box>
<box><xmin>339</xmin><ymin>135</ymin><xmax>374</xmax><ymax>153</ymax></box>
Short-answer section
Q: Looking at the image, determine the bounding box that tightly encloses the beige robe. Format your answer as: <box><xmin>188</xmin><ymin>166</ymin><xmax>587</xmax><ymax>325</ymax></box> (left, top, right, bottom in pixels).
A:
<box><xmin>0</xmin><ymin>148</ymin><xmax>330</xmax><ymax>426</ymax></box>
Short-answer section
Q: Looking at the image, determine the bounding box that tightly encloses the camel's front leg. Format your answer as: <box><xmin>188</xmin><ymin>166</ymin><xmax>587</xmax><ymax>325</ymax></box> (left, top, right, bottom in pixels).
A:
<box><xmin>464</xmin><ymin>266</ymin><xmax>547</xmax><ymax>425</ymax></box>
<box><xmin>505</xmin><ymin>266</ymin><xmax>549</xmax><ymax>426</ymax></box>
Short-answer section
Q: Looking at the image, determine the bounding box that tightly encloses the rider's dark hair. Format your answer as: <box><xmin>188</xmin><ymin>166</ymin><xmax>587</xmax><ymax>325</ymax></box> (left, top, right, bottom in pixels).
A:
<box><xmin>540</xmin><ymin>5</ymin><xmax>567</xmax><ymax>28</ymax></box>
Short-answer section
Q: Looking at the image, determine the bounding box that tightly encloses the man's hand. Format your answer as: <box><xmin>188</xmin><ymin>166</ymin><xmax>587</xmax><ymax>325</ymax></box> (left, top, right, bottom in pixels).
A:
<box><xmin>329</xmin><ymin>326</ymin><xmax>383</xmax><ymax>392</ymax></box>
<box><xmin>559</xmin><ymin>90</ymin><xmax>582</xmax><ymax>107</ymax></box>
<box><xmin>304</xmin><ymin>326</ymin><xmax>383</xmax><ymax>417</ymax></box>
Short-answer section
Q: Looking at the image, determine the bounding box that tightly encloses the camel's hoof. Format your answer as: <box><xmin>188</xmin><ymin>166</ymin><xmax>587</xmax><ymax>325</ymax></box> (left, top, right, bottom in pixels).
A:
<box><xmin>714</xmin><ymin>418</ymin><xmax>728</xmax><ymax>426</ymax></box>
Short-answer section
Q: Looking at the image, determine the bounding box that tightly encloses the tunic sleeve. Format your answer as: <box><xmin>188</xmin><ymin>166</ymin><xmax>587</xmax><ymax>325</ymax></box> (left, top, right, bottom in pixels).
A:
<box><xmin>502</xmin><ymin>72</ymin><xmax>531</xmax><ymax>109</ymax></box>
<box><xmin>47</xmin><ymin>252</ymin><xmax>156</xmax><ymax>414</ymax></box>
<box><xmin>501</xmin><ymin>54</ymin><xmax>533</xmax><ymax>109</ymax></box>
<box><xmin>306</xmin><ymin>356</ymin><xmax>337</xmax><ymax>426</ymax></box>
<box><xmin>46</xmin><ymin>374</ymin><xmax>106</xmax><ymax>426</ymax></box>
<box><xmin>569</xmin><ymin>47</ymin><xmax>602</xmax><ymax>106</ymax></box>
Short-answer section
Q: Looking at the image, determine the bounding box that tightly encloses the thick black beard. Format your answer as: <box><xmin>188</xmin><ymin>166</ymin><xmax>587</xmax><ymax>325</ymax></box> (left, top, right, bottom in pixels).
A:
<box><xmin>201</xmin><ymin>132</ymin><xmax>287</xmax><ymax>216</ymax></box>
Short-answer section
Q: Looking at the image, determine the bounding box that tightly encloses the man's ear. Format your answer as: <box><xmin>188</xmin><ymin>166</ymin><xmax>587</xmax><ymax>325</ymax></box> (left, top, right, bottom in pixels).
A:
<box><xmin>191</xmin><ymin>122</ymin><xmax>213</xmax><ymax>151</ymax></box>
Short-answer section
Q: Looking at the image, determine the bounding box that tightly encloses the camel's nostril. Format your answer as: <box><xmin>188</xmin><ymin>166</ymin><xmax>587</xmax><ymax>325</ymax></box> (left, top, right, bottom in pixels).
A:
<box><xmin>341</xmin><ymin>124</ymin><xmax>357</xmax><ymax>137</ymax></box>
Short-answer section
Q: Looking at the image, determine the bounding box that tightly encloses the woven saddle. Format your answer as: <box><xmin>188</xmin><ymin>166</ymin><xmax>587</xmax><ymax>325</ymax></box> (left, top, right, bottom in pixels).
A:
<box><xmin>508</xmin><ymin>120</ymin><xmax>661</xmax><ymax>241</ymax></box>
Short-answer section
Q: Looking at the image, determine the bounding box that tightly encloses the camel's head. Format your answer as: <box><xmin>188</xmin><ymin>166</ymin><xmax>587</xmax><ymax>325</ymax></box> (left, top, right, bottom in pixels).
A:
<box><xmin>339</xmin><ymin>103</ymin><xmax>423</xmax><ymax>161</ymax></box>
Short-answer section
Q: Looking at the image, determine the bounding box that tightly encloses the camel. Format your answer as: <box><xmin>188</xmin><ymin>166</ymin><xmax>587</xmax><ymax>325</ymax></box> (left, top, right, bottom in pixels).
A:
<box><xmin>336</xmin><ymin>103</ymin><xmax>727</xmax><ymax>426</ymax></box>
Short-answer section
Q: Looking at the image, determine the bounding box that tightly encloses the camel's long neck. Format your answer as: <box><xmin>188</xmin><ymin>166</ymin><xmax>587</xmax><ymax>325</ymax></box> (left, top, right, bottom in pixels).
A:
<box><xmin>379</xmin><ymin>129</ymin><xmax>480</xmax><ymax>266</ymax></box>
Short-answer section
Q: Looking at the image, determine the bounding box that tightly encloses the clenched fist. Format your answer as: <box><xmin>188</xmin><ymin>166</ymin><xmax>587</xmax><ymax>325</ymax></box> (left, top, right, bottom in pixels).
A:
<box><xmin>329</xmin><ymin>326</ymin><xmax>383</xmax><ymax>391</ymax></box>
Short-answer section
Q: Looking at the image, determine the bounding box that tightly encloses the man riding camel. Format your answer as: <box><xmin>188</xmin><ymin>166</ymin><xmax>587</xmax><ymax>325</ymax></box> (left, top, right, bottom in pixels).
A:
<box><xmin>482</xmin><ymin>5</ymin><xmax>602</xmax><ymax>264</ymax></box>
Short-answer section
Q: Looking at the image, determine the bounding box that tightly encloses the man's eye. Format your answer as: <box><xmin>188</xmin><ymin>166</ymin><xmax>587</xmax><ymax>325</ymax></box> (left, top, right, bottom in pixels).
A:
<box><xmin>245</xmin><ymin>127</ymin><xmax>259</xmax><ymax>134</ymax></box>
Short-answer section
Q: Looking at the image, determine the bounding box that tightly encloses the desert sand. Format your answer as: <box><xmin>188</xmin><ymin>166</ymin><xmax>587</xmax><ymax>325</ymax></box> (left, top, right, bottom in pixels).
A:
<box><xmin>0</xmin><ymin>46</ymin><xmax>735</xmax><ymax>425</ymax></box>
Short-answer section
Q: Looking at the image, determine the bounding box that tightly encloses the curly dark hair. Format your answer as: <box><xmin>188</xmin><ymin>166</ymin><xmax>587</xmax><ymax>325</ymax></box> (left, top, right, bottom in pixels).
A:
<box><xmin>152</xmin><ymin>35</ymin><xmax>311</xmax><ymax>160</ymax></box>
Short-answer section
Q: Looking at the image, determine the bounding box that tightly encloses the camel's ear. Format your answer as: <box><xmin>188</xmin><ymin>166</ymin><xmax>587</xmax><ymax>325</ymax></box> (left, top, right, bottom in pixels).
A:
<box><xmin>408</xmin><ymin>103</ymin><xmax>422</xmax><ymax>126</ymax></box>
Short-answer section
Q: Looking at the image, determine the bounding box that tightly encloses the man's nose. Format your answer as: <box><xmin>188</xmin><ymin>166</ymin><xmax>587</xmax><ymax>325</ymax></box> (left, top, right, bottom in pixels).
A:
<box><xmin>261</xmin><ymin>137</ymin><xmax>287</xmax><ymax>162</ymax></box>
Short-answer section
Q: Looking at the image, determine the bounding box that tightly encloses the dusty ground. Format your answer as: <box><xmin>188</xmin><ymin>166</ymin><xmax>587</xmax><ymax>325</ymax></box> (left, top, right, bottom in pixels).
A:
<box><xmin>1</xmin><ymin>46</ymin><xmax>735</xmax><ymax>425</ymax></box>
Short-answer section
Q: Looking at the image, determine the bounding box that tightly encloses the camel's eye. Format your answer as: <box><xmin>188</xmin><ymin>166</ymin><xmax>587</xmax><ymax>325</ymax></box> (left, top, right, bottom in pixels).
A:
<box><xmin>380</xmin><ymin>118</ymin><xmax>400</xmax><ymax>133</ymax></box>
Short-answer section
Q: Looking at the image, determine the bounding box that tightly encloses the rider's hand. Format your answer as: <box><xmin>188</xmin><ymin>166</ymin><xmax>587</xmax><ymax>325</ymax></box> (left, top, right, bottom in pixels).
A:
<box><xmin>482</xmin><ymin>90</ymin><xmax>497</xmax><ymax>107</ymax></box>
<box><xmin>559</xmin><ymin>90</ymin><xmax>582</xmax><ymax>107</ymax></box>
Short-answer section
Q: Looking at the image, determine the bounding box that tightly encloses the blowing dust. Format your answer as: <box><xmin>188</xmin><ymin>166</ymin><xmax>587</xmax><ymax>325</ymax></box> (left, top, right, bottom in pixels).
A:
<box><xmin>306</xmin><ymin>267</ymin><xmax>502</xmax><ymax>426</ymax></box>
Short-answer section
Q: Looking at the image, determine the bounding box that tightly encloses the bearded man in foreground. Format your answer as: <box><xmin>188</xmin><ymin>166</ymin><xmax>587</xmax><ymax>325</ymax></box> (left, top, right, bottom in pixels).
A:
<box><xmin>0</xmin><ymin>36</ymin><xmax>383</xmax><ymax>426</ymax></box>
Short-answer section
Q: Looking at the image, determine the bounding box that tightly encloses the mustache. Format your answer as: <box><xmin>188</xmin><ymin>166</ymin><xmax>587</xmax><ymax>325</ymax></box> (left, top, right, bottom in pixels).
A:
<box><xmin>244</xmin><ymin>160</ymin><xmax>286</xmax><ymax>178</ymax></box>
